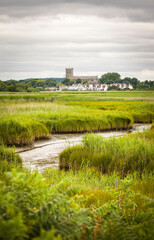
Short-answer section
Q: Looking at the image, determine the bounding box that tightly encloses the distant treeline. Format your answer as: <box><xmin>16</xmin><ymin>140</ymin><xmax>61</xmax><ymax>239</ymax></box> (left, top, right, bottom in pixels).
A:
<box><xmin>0</xmin><ymin>78</ymin><xmax>58</xmax><ymax>92</ymax></box>
<box><xmin>0</xmin><ymin>72</ymin><xmax>154</xmax><ymax>92</ymax></box>
<box><xmin>99</xmin><ymin>72</ymin><xmax>154</xmax><ymax>90</ymax></box>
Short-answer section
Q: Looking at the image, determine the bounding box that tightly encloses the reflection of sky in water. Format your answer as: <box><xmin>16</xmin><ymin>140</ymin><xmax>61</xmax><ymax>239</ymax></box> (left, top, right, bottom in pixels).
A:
<box><xmin>16</xmin><ymin>124</ymin><xmax>151</xmax><ymax>171</ymax></box>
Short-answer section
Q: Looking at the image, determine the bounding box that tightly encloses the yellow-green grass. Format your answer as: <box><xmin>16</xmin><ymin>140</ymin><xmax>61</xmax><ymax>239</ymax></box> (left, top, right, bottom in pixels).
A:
<box><xmin>0</xmin><ymin>91</ymin><xmax>154</xmax><ymax>102</ymax></box>
<box><xmin>0</xmin><ymin>102</ymin><xmax>133</xmax><ymax>146</ymax></box>
<box><xmin>0</xmin><ymin>145</ymin><xmax>22</xmax><ymax>178</ymax></box>
<box><xmin>0</xmin><ymin>91</ymin><xmax>153</xmax><ymax>146</ymax></box>
<box><xmin>64</xmin><ymin>101</ymin><xmax>154</xmax><ymax>123</ymax></box>
<box><xmin>59</xmin><ymin>129</ymin><xmax>154</xmax><ymax>176</ymax></box>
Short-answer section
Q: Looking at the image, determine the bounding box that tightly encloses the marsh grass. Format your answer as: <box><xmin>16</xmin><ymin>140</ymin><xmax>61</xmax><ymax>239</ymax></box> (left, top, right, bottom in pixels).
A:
<box><xmin>0</xmin><ymin>102</ymin><xmax>134</xmax><ymax>146</ymax></box>
<box><xmin>0</xmin><ymin>119</ymin><xmax>33</xmax><ymax>146</ymax></box>
<box><xmin>64</xmin><ymin>101</ymin><xmax>154</xmax><ymax>123</ymax></box>
<box><xmin>0</xmin><ymin>145</ymin><xmax>22</xmax><ymax>178</ymax></box>
<box><xmin>0</xmin><ymin>92</ymin><xmax>153</xmax><ymax>146</ymax></box>
<box><xmin>0</xmin><ymin>91</ymin><xmax>154</xmax><ymax>102</ymax></box>
<box><xmin>60</xmin><ymin>130</ymin><xmax>154</xmax><ymax>176</ymax></box>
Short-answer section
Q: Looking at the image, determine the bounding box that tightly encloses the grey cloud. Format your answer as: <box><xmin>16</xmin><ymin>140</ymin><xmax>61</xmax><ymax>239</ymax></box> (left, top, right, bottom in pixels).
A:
<box><xmin>0</xmin><ymin>0</ymin><xmax>154</xmax><ymax>8</ymax></box>
<box><xmin>0</xmin><ymin>1</ymin><xmax>154</xmax><ymax>81</ymax></box>
<box><xmin>0</xmin><ymin>0</ymin><xmax>154</xmax><ymax>22</ymax></box>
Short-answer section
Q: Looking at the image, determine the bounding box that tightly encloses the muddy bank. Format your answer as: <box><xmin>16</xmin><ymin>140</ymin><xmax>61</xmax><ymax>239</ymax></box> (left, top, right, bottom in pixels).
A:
<box><xmin>16</xmin><ymin>124</ymin><xmax>151</xmax><ymax>171</ymax></box>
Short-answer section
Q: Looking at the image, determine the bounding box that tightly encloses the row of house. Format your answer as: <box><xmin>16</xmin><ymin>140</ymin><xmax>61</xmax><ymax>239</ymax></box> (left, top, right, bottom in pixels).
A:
<box><xmin>46</xmin><ymin>83</ymin><xmax>133</xmax><ymax>91</ymax></box>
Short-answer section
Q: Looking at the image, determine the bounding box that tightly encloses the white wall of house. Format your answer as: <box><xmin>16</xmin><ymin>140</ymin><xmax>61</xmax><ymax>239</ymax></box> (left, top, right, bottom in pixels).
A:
<box><xmin>58</xmin><ymin>83</ymin><xmax>133</xmax><ymax>91</ymax></box>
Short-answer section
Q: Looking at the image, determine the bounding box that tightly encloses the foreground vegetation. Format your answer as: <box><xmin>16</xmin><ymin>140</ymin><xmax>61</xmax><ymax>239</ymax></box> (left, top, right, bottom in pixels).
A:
<box><xmin>60</xmin><ymin>127</ymin><xmax>154</xmax><ymax>176</ymax></box>
<box><xmin>0</xmin><ymin>127</ymin><xmax>154</xmax><ymax>239</ymax></box>
<box><xmin>0</xmin><ymin>91</ymin><xmax>154</xmax><ymax>146</ymax></box>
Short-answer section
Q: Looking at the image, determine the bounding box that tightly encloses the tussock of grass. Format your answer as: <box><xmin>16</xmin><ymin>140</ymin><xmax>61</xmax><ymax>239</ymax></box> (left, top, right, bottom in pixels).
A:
<box><xmin>0</xmin><ymin>120</ymin><xmax>33</xmax><ymax>146</ymax></box>
<box><xmin>60</xmin><ymin>130</ymin><xmax>154</xmax><ymax>176</ymax></box>
<box><xmin>0</xmin><ymin>92</ymin><xmax>153</xmax><ymax>146</ymax></box>
<box><xmin>0</xmin><ymin>145</ymin><xmax>22</xmax><ymax>177</ymax></box>
<box><xmin>0</xmin><ymin>102</ymin><xmax>134</xmax><ymax>146</ymax></box>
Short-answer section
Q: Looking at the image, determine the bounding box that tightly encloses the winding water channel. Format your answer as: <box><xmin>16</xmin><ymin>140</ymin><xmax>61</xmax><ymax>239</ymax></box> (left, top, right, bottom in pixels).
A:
<box><xmin>16</xmin><ymin>124</ymin><xmax>151</xmax><ymax>171</ymax></box>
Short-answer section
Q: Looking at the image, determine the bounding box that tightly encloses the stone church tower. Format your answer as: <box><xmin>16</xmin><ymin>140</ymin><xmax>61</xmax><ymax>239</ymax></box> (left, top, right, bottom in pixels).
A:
<box><xmin>65</xmin><ymin>68</ymin><xmax>98</xmax><ymax>82</ymax></box>
<box><xmin>66</xmin><ymin>68</ymin><xmax>74</xmax><ymax>78</ymax></box>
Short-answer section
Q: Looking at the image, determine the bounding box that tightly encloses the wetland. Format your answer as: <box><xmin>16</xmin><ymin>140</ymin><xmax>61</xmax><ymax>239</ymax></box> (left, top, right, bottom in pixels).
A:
<box><xmin>0</xmin><ymin>91</ymin><xmax>154</xmax><ymax>240</ymax></box>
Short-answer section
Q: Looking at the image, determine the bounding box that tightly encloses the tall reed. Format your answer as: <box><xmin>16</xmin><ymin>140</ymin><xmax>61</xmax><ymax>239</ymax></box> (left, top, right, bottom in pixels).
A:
<box><xmin>0</xmin><ymin>92</ymin><xmax>153</xmax><ymax>146</ymax></box>
<box><xmin>0</xmin><ymin>102</ymin><xmax>133</xmax><ymax>146</ymax></box>
<box><xmin>60</xmin><ymin>131</ymin><xmax>154</xmax><ymax>176</ymax></box>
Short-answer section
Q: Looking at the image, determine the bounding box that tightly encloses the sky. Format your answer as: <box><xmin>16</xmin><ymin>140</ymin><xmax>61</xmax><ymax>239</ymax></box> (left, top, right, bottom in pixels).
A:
<box><xmin>0</xmin><ymin>0</ymin><xmax>154</xmax><ymax>81</ymax></box>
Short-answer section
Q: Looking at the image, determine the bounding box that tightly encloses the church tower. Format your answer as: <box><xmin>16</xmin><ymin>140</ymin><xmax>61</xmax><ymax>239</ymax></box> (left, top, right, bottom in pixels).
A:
<box><xmin>66</xmin><ymin>68</ymin><xmax>74</xmax><ymax>79</ymax></box>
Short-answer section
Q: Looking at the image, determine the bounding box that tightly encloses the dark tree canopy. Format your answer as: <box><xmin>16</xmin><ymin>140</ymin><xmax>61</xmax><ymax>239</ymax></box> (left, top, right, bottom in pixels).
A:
<box><xmin>123</xmin><ymin>77</ymin><xmax>139</xmax><ymax>88</ymax></box>
<box><xmin>99</xmin><ymin>73</ymin><xmax>121</xmax><ymax>84</ymax></box>
<box><xmin>99</xmin><ymin>73</ymin><xmax>141</xmax><ymax>89</ymax></box>
<box><xmin>76</xmin><ymin>78</ymin><xmax>82</xmax><ymax>84</ymax></box>
<box><xmin>70</xmin><ymin>80</ymin><xmax>75</xmax><ymax>86</ymax></box>
<box><xmin>62</xmin><ymin>78</ymin><xmax>71</xmax><ymax>86</ymax></box>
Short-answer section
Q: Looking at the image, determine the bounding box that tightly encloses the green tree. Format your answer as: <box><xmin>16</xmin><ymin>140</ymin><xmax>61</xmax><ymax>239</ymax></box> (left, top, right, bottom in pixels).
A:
<box><xmin>56</xmin><ymin>82</ymin><xmax>64</xmax><ymax>88</ymax></box>
<box><xmin>62</xmin><ymin>78</ymin><xmax>71</xmax><ymax>86</ymax></box>
<box><xmin>83</xmin><ymin>80</ymin><xmax>88</xmax><ymax>84</ymax></box>
<box><xmin>123</xmin><ymin>77</ymin><xmax>139</xmax><ymax>89</ymax></box>
<box><xmin>149</xmin><ymin>80</ymin><xmax>154</xmax><ymax>88</ymax></box>
<box><xmin>27</xmin><ymin>87</ymin><xmax>40</xmax><ymax>92</ymax></box>
<box><xmin>99</xmin><ymin>73</ymin><xmax>121</xmax><ymax>84</ymax></box>
<box><xmin>76</xmin><ymin>78</ymin><xmax>82</xmax><ymax>84</ymax></box>
<box><xmin>7</xmin><ymin>84</ymin><xmax>17</xmax><ymax>92</ymax></box>
<box><xmin>36</xmin><ymin>80</ymin><xmax>45</xmax><ymax>87</ymax></box>
<box><xmin>6</xmin><ymin>79</ymin><xmax>17</xmax><ymax>85</ymax></box>
<box><xmin>46</xmin><ymin>79</ymin><xmax>57</xmax><ymax>87</ymax></box>
<box><xmin>137</xmin><ymin>82</ymin><xmax>150</xmax><ymax>89</ymax></box>
<box><xmin>27</xmin><ymin>79</ymin><xmax>38</xmax><ymax>88</ymax></box>
<box><xmin>70</xmin><ymin>80</ymin><xmax>75</xmax><ymax>86</ymax></box>
<box><xmin>0</xmin><ymin>81</ymin><xmax>7</xmax><ymax>91</ymax></box>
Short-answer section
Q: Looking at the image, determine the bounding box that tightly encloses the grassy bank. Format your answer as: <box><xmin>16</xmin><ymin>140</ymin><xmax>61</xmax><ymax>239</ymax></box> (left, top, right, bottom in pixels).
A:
<box><xmin>0</xmin><ymin>102</ymin><xmax>133</xmax><ymax>146</ymax></box>
<box><xmin>0</xmin><ymin>92</ymin><xmax>153</xmax><ymax>146</ymax></box>
<box><xmin>0</xmin><ymin>144</ymin><xmax>154</xmax><ymax>240</ymax></box>
<box><xmin>0</xmin><ymin>91</ymin><xmax>154</xmax><ymax>102</ymax></box>
<box><xmin>0</xmin><ymin>145</ymin><xmax>22</xmax><ymax>178</ymax></box>
<box><xmin>60</xmin><ymin>128</ymin><xmax>154</xmax><ymax>176</ymax></box>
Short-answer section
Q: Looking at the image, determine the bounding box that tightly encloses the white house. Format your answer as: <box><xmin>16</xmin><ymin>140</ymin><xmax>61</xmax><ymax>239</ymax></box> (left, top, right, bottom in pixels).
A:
<box><xmin>58</xmin><ymin>82</ymin><xmax>133</xmax><ymax>91</ymax></box>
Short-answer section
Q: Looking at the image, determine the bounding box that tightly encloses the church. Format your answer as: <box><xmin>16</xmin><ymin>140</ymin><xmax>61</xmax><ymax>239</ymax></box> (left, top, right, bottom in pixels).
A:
<box><xmin>65</xmin><ymin>68</ymin><xmax>98</xmax><ymax>82</ymax></box>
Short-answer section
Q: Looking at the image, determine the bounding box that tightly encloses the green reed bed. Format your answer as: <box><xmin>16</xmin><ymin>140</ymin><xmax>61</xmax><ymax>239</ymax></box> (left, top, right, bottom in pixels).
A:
<box><xmin>0</xmin><ymin>91</ymin><xmax>153</xmax><ymax>146</ymax></box>
<box><xmin>0</xmin><ymin>91</ymin><xmax>154</xmax><ymax>102</ymax></box>
<box><xmin>0</xmin><ymin>92</ymin><xmax>57</xmax><ymax>102</ymax></box>
<box><xmin>0</xmin><ymin>102</ymin><xmax>133</xmax><ymax>146</ymax></box>
<box><xmin>0</xmin><ymin>145</ymin><xmax>22</xmax><ymax>178</ymax></box>
<box><xmin>64</xmin><ymin>101</ymin><xmax>154</xmax><ymax>123</ymax></box>
<box><xmin>59</xmin><ymin>130</ymin><xmax>154</xmax><ymax>176</ymax></box>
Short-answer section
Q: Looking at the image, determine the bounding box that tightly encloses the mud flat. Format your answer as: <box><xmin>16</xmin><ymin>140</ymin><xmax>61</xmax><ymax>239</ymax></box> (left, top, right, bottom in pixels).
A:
<box><xmin>16</xmin><ymin>124</ymin><xmax>151</xmax><ymax>171</ymax></box>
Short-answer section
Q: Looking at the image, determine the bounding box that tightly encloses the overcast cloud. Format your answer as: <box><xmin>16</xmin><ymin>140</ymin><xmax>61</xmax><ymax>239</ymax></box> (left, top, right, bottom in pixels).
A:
<box><xmin>0</xmin><ymin>0</ymin><xmax>154</xmax><ymax>80</ymax></box>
